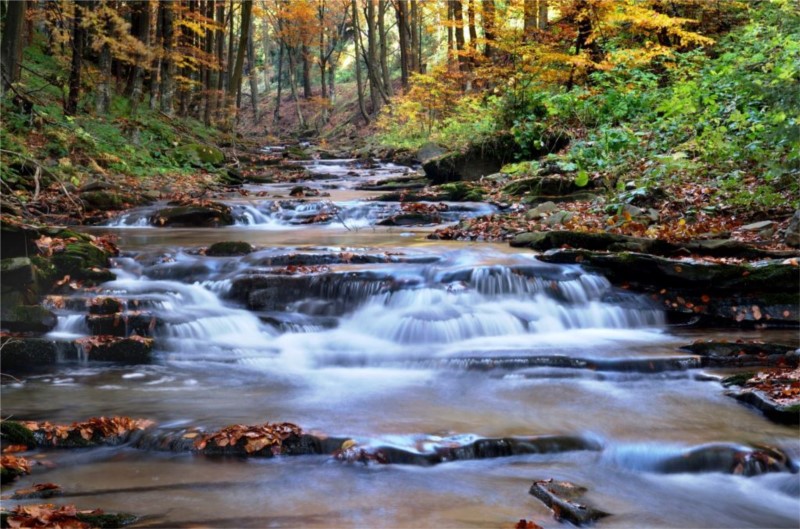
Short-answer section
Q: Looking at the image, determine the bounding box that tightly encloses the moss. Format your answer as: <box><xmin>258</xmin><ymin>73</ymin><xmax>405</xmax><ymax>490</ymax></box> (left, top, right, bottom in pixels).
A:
<box><xmin>781</xmin><ymin>404</ymin><xmax>800</xmax><ymax>413</ymax></box>
<box><xmin>0</xmin><ymin>421</ymin><xmax>36</xmax><ymax>448</ymax></box>
<box><xmin>173</xmin><ymin>143</ymin><xmax>224</xmax><ymax>166</ymax></box>
<box><xmin>75</xmin><ymin>513</ymin><xmax>138</xmax><ymax>528</ymax></box>
<box><xmin>207</xmin><ymin>241</ymin><xmax>254</xmax><ymax>257</ymax></box>
<box><xmin>721</xmin><ymin>372</ymin><xmax>755</xmax><ymax>387</ymax></box>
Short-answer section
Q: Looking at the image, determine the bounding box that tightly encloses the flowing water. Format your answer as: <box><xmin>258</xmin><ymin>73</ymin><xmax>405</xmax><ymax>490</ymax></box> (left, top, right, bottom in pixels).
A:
<box><xmin>2</xmin><ymin>158</ymin><xmax>799</xmax><ymax>528</ymax></box>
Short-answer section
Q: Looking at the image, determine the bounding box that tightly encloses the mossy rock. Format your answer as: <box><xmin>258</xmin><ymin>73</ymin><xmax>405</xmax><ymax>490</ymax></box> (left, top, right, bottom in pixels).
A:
<box><xmin>0</xmin><ymin>421</ymin><xmax>36</xmax><ymax>448</ymax></box>
<box><xmin>150</xmin><ymin>203</ymin><xmax>234</xmax><ymax>228</ymax></box>
<box><xmin>49</xmin><ymin>241</ymin><xmax>114</xmax><ymax>284</ymax></box>
<box><xmin>0</xmin><ymin>305</ymin><xmax>57</xmax><ymax>333</ymax></box>
<box><xmin>1</xmin><ymin>257</ymin><xmax>35</xmax><ymax>285</ymax></box>
<box><xmin>0</xmin><ymin>218</ymin><xmax>40</xmax><ymax>259</ymax></box>
<box><xmin>0</xmin><ymin>337</ymin><xmax>60</xmax><ymax>371</ymax></box>
<box><xmin>75</xmin><ymin>512</ymin><xmax>138</xmax><ymax>528</ymax></box>
<box><xmin>88</xmin><ymin>297</ymin><xmax>123</xmax><ymax>315</ymax></box>
<box><xmin>80</xmin><ymin>190</ymin><xmax>131</xmax><ymax>210</ymax></box>
<box><xmin>173</xmin><ymin>143</ymin><xmax>225</xmax><ymax>166</ymax></box>
<box><xmin>437</xmin><ymin>182</ymin><xmax>486</xmax><ymax>201</ymax></box>
<box><xmin>206</xmin><ymin>241</ymin><xmax>254</xmax><ymax>257</ymax></box>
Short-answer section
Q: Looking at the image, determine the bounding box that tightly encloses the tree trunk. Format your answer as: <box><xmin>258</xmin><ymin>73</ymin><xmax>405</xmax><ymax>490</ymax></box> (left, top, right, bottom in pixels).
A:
<box><xmin>261</xmin><ymin>4</ymin><xmax>271</xmax><ymax>94</ymax></box>
<box><xmin>395</xmin><ymin>0</ymin><xmax>409</xmax><ymax>89</ymax></box>
<box><xmin>159</xmin><ymin>0</ymin><xmax>176</xmax><ymax>116</ymax></box>
<box><xmin>524</xmin><ymin>0</ymin><xmax>537</xmax><ymax>40</ymax></box>
<box><xmin>273</xmin><ymin>39</ymin><xmax>284</xmax><ymax>121</ymax></box>
<box><xmin>96</xmin><ymin>41</ymin><xmax>112</xmax><ymax>114</ymax></box>
<box><xmin>213</xmin><ymin>0</ymin><xmax>225</xmax><ymax>121</ymax></box>
<box><xmin>301</xmin><ymin>44</ymin><xmax>312</xmax><ymax>98</ymax></box>
<box><xmin>482</xmin><ymin>0</ymin><xmax>495</xmax><ymax>59</ymax></box>
<box><xmin>65</xmin><ymin>1</ymin><xmax>84</xmax><ymax>115</ymax></box>
<box><xmin>351</xmin><ymin>0</ymin><xmax>369</xmax><ymax>124</ymax></box>
<box><xmin>247</xmin><ymin>12</ymin><xmax>259</xmax><ymax>121</ymax></box>
<box><xmin>452</xmin><ymin>0</ymin><xmax>466</xmax><ymax>70</ymax></box>
<box><xmin>128</xmin><ymin>0</ymin><xmax>150</xmax><ymax>115</ymax></box>
<box><xmin>409</xmin><ymin>0</ymin><xmax>419</xmax><ymax>73</ymax></box>
<box><xmin>538</xmin><ymin>0</ymin><xmax>548</xmax><ymax>30</ymax></box>
<box><xmin>378</xmin><ymin>0</ymin><xmax>392</xmax><ymax>96</ymax></box>
<box><xmin>226</xmin><ymin>0</ymin><xmax>252</xmax><ymax>123</ymax></box>
<box><xmin>1</xmin><ymin>0</ymin><xmax>26</xmax><ymax>91</ymax></box>
<box><xmin>364</xmin><ymin>0</ymin><xmax>383</xmax><ymax>110</ymax></box>
<box><xmin>225</xmin><ymin>0</ymin><xmax>235</xmax><ymax>93</ymax></box>
<box><xmin>203</xmin><ymin>0</ymin><xmax>216</xmax><ymax>125</ymax></box>
<box><xmin>467</xmin><ymin>0</ymin><xmax>477</xmax><ymax>54</ymax></box>
<box><xmin>150</xmin><ymin>0</ymin><xmax>163</xmax><ymax>110</ymax></box>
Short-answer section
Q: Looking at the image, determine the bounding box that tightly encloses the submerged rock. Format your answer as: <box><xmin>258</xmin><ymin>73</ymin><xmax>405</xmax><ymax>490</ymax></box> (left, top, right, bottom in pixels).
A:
<box><xmin>537</xmin><ymin>249</ymin><xmax>799</xmax><ymax>327</ymax></box>
<box><xmin>529</xmin><ymin>479</ymin><xmax>610</xmax><ymax>526</ymax></box>
<box><xmin>206</xmin><ymin>241</ymin><xmax>254</xmax><ymax>256</ymax></box>
<box><xmin>150</xmin><ymin>201</ymin><xmax>234</xmax><ymax>227</ymax></box>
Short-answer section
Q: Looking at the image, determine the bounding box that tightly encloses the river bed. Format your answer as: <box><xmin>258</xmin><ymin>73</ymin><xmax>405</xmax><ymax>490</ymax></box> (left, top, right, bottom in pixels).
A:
<box><xmin>2</xmin><ymin>158</ymin><xmax>798</xmax><ymax>528</ymax></box>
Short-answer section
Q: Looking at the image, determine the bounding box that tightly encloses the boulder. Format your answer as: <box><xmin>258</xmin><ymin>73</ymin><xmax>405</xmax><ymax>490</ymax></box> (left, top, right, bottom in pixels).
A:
<box><xmin>0</xmin><ymin>337</ymin><xmax>61</xmax><ymax>370</ymax></box>
<box><xmin>537</xmin><ymin>249</ymin><xmax>799</xmax><ymax>327</ymax></box>
<box><xmin>525</xmin><ymin>201</ymin><xmax>559</xmax><ymax>220</ymax></box>
<box><xmin>75</xmin><ymin>336</ymin><xmax>154</xmax><ymax>363</ymax></box>
<box><xmin>173</xmin><ymin>143</ymin><xmax>225</xmax><ymax>166</ymax></box>
<box><xmin>1</xmin><ymin>305</ymin><xmax>57</xmax><ymax>333</ymax></box>
<box><xmin>786</xmin><ymin>210</ymin><xmax>800</xmax><ymax>247</ymax></box>
<box><xmin>206</xmin><ymin>241</ymin><xmax>254</xmax><ymax>256</ymax></box>
<box><xmin>150</xmin><ymin>202</ymin><xmax>234</xmax><ymax>227</ymax></box>
<box><xmin>423</xmin><ymin>133</ymin><xmax>543</xmax><ymax>184</ymax></box>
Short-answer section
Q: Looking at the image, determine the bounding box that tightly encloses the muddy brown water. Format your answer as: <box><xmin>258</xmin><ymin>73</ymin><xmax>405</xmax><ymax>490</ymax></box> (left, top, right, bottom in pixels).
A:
<box><xmin>2</xmin><ymin>159</ymin><xmax>798</xmax><ymax>528</ymax></box>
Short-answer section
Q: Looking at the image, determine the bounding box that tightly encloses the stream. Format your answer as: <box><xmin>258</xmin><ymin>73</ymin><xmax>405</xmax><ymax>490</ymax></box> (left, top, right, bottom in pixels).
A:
<box><xmin>2</xmin><ymin>157</ymin><xmax>799</xmax><ymax>528</ymax></box>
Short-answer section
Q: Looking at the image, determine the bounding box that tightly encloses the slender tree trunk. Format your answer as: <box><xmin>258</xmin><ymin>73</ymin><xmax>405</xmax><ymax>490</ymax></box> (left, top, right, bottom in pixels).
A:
<box><xmin>203</xmin><ymin>0</ymin><xmax>215</xmax><ymax>125</ymax></box>
<box><xmin>409</xmin><ymin>0</ymin><xmax>419</xmax><ymax>73</ymax></box>
<box><xmin>395</xmin><ymin>0</ymin><xmax>409</xmax><ymax>89</ymax></box>
<box><xmin>97</xmin><ymin>42</ymin><xmax>112</xmax><ymax>114</ymax></box>
<box><xmin>364</xmin><ymin>0</ymin><xmax>386</xmax><ymax>109</ymax></box>
<box><xmin>482</xmin><ymin>0</ymin><xmax>495</xmax><ymax>59</ymax></box>
<box><xmin>226</xmin><ymin>0</ymin><xmax>252</xmax><ymax>123</ymax></box>
<box><xmin>273</xmin><ymin>39</ymin><xmax>284</xmax><ymax>121</ymax></box>
<box><xmin>301</xmin><ymin>44</ymin><xmax>312</xmax><ymax>98</ymax></box>
<box><xmin>524</xmin><ymin>0</ymin><xmax>537</xmax><ymax>40</ymax></box>
<box><xmin>351</xmin><ymin>0</ymin><xmax>369</xmax><ymax>124</ymax></box>
<box><xmin>452</xmin><ymin>0</ymin><xmax>466</xmax><ymax>70</ymax></box>
<box><xmin>150</xmin><ymin>0</ymin><xmax>163</xmax><ymax>110</ymax></box>
<box><xmin>225</xmin><ymin>0</ymin><xmax>235</xmax><ymax>92</ymax></box>
<box><xmin>1</xmin><ymin>0</ymin><xmax>27</xmax><ymax>91</ymax></box>
<box><xmin>247</xmin><ymin>12</ymin><xmax>259</xmax><ymax>121</ymax></box>
<box><xmin>446</xmin><ymin>1</ymin><xmax>454</xmax><ymax>64</ymax></box>
<box><xmin>378</xmin><ymin>0</ymin><xmax>392</xmax><ymax>96</ymax></box>
<box><xmin>467</xmin><ymin>0</ymin><xmax>477</xmax><ymax>60</ymax></box>
<box><xmin>285</xmin><ymin>46</ymin><xmax>305</xmax><ymax>127</ymax></box>
<box><xmin>65</xmin><ymin>1</ymin><xmax>84</xmax><ymax>115</ymax></box>
<box><xmin>261</xmin><ymin>3</ymin><xmax>271</xmax><ymax>95</ymax></box>
<box><xmin>159</xmin><ymin>0</ymin><xmax>176</xmax><ymax>116</ymax></box>
<box><xmin>128</xmin><ymin>0</ymin><xmax>150</xmax><ymax>114</ymax></box>
<box><xmin>538</xmin><ymin>0</ymin><xmax>548</xmax><ymax>30</ymax></box>
<box><xmin>213</xmin><ymin>0</ymin><xmax>225</xmax><ymax>120</ymax></box>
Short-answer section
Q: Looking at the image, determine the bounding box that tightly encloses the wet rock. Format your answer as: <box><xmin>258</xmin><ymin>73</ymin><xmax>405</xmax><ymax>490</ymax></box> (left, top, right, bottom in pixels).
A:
<box><xmin>729</xmin><ymin>389</ymin><xmax>800</xmax><ymax>425</ymax></box>
<box><xmin>653</xmin><ymin>443</ymin><xmax>795</xmax><ymax>476</ymax></box>
<box><xmin>786</xmin><ymin>210</ymin><xmax>800</xmax><ymax>247</ymax></box>
<box><xmin>512</xmin><ymin>230</ymin><xmax>796</xmax><ymax>259</ymax></box>
<box><xmin>206</xmin><ymin>241</ymin><xmax>254</xmax><ymax>256</ymax></box>
<box><xmin>88</xmin><ymin>297</ymin><xmax>123</xmax><ymax>315</ymax></box>
<box><xmin>0</xmin><ymin>305</ymin><xmax>57</xmax><ymax>333</ymax></box>
<box><xmin>376</xmin><ymin>212</ymin><xmax>442</xmax><ymax>226</ymax></box>
<box><xmin>10</xmin><ymin>483</ymin><xmax>63</xmax><ymax>500</ymax></box>
<box><xmin>50</xmin><ymin>241</ymin><xmax>116</xmax><ymax>283</ymax></box>
<box><xmin>357</xmin><ymin>176</ymin><xmax>428</xmax><ymax>191</ymax></box>
<box><xmin>537</xmin><ymin>250</ymin><xmax>799</xmax><ymax>327</ymax></box>
<box><xmin>74</xmin><ymin>512</ymin><xmax>138</xmax><ymax>528</ymax></box>
<box><xmin>529</xmin><ymin>479</ymin><xmax>610</xmax><ymax>526</ymax></box>
<box><xmin>0</xmin><ymin>337</ymin><xmax>60</xmax><ymax>370</ymax></box>
<box><xmin>521</xmin><ymin>191</ymin><xmax>599</xmax><ymax>205</ymax></box>
<box><xmin>416</xmin><ymin>142</ymin><xmax>447</xmax><ymax>163</ymax></box>
<box><xmin>150</xmin><ymin>202</ymin><xmax>234</xmax><ymax>227</ymax></box>
<box><xmin>80</xmin><ymin>190</ymin><xmax>147</xmax><ymax>211</ymax></box>
<box><xmin>75</xmin><ymin>336</ymin><xmax>154</xmax><ymax>363</ymax></box>
<box><xmin>0</xmin><ymin>421</ymin><xmax>36</xmax><ymax>448</ymax></box>
<box><xmin>85</xmin><ymin>312</ymin><xmax>156</xmax><ymax>338</ymax></box>
<box><xmin>680</xmin><ymin>341</ymin><xmax>797</xmax><ymax>368</ymax></box>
